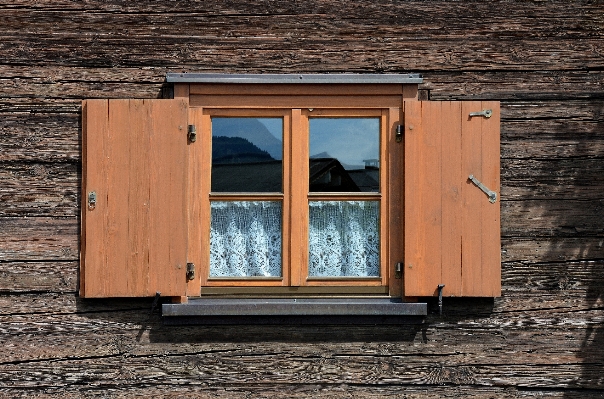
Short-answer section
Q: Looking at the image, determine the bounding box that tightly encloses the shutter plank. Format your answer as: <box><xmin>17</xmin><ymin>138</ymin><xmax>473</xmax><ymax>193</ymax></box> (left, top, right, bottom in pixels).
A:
<box><xmin>461</xmin><ymin>101</ymin><xmax>484</xmax><ymax>296</ymax></box>
<box><xmin>147</xmin><ymin>100</ymin><xmax>188</xmax><ymax>297</ymax></box>
<box><xmin>81</xmin><ymin>100</ymin><xmax>109</xmax><ymax>297</ymax></box>
<box><xmin>440</xmin><ymin>101</ymin><xmax>463</xmax><ymax>297</ymax></box>
<box><xmin>404</xmin><ymin>101</ymin><xmax>433</xmax><ymax>296</ymax></box>
<box><xmin>81</xmin><ymin>99</ymin><xmax>188</xmax><ymax>298</ymax></box>
<box><xmin>106</xmin><ymin>99</ymin><xmax>131</xmax><ymax>296</ymax></box>
<box><xmin>480</xmin><ymin>101</ymin><xmax>502</xmax><ymax>296</ymax></box>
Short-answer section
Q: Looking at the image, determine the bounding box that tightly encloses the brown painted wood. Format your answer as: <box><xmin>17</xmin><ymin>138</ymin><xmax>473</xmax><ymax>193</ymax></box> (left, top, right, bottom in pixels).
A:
<box><xmin>440</xmin><ymin>101</ymin><xmax>463</xmax><ymax>296</ymax></box>
<box><xmin>405</xmin><ymin>101</ymin><xmax>501</xmax><ymax>297</ymax></box>
<box><xmin>81</xmin><ymin>99</ymin><xmax>188</xmax><ymax>297</ymax></box>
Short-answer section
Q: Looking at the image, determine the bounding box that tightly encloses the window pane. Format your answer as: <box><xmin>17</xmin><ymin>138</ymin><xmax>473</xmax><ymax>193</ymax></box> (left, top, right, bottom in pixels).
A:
<box><xmin>210</xmin><ymin>201</ymin><xmax>282</xmax><ymax>277</ymax></box>
<box><xmin>212</xmin><ymin>118</ymin><xmax>283</xmax><ymax>192</ymax></box>
<box><xmin>308</xmin><ymin>201</ymin><xmax>379</xmax><ymax>277</ymax></box>
<box><xmin>309</xmin><ymin>118</ymin><xmax>379</xmax><ymax>192</ymax></box>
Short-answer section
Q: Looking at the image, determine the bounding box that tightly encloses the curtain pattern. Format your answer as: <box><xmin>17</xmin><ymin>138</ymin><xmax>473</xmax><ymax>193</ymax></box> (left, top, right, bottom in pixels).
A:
<box><xmin>210</xmin><ymin>201</ymin><xmax>282</xmax><ymax>277</ymax></box>
<box><xmin>308</xmin><ymin>201</ymin><xmax>379</xmax><ymax>277</ymax></box>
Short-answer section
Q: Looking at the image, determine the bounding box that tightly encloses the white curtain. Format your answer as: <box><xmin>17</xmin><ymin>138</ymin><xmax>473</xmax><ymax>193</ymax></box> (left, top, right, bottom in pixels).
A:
<box><xmin>210</xmin><ymin>201</ymin><xmax>282</xmax><ymax>277</ymax></box>
<box><xmin>308</xmin><ymin>201</ymin><xmax>379</xmax><ymax>277</ymax></box>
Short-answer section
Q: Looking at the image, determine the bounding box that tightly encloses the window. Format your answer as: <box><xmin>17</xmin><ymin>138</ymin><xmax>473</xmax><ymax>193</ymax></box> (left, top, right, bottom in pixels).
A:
<box><xmin>80</xmin><ymin>74</ymin><xmax>501</xmax><ymax>300</ymax></box>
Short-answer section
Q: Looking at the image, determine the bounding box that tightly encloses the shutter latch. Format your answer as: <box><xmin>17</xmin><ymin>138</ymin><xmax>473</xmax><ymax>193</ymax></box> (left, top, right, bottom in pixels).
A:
<box><xmin>87</xmin><ymin>191</ymin><xmax>97</xmax><ymax>210</ymax></box>
<box><xmin>186</xmin><ymin>262</ymin><xmax>195</xmax><ymax>281</ymax></box>
<box><xmin>468</xmin><ymin>175</ymin><xmax>497</xmax><ymax>203</ymax></box>
<box><xmin>469</xmin><ymin>109</ymin><xmax>492</xmax><ymax>118</ymax></box>
<box><xmin>187</xmin><ymin>125</ymin><xmax>197</xmax><ymax>143</ymax></box>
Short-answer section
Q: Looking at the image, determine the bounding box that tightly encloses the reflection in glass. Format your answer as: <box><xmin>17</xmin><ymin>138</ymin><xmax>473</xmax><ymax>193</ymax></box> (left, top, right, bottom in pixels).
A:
<box><xmin>210</xmin><ymin>201</ymin><xmax>282</xmax><ymax>277</ymax></box>
<box><xmin>212</xmin><ymin>118</ymin><xmax>283</xmax><ymax>192</ymax></box>
<box><xmin>309</xmin><ymin>118</ymin><xmax>380</xmax><ymax>192</ymax></box>
<box><xmin>308</xmin><ymin>201</ymin><xmax>379</xmax><ymax>277</ymax></box>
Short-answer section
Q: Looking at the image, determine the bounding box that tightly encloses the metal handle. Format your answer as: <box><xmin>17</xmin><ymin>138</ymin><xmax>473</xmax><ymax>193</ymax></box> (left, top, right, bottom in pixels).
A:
<box><xmin>468</xmin><ymin>175</ymin><xmax>497</xmax><ymax>203</ymax></box>
<box><xmin>469</xmin><ymin>109</ymin><xmax>492</xmax><ymax>118</ymax></box>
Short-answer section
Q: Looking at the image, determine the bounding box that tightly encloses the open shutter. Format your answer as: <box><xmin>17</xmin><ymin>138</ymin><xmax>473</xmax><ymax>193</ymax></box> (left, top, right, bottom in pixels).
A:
<box><xmin>81</xmin><ymin>99</ymin><xmax>189</xmax><ymax>298</ymax></box>
<box><xmin>404</xmin><ymin>101</ymin><xmax>500</xmax><ymax>297</ymax></box>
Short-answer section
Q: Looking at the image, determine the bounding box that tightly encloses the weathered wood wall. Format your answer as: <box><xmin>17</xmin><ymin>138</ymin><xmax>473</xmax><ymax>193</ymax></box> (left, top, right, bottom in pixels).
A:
<box><xmin>1</xmin><ymin>1</ymin><xmax>603</xmax><ymax>397</ymax></box>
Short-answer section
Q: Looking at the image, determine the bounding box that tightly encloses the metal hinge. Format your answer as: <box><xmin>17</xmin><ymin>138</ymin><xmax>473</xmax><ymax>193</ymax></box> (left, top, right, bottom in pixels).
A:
<box><xmin>187</xmin><ymin>125</ymin><xmax>197</xmax><ymax>143</ymax></box>
<box><xmin>396</xmin><ymin>125</ymin><xmax>403</xmax><ymax>143</ymax></box>
<box><xmin>395</xmin><ymin>262</ymin><xmax>402</xmax><ymax>279</ymax></box>
<box><xmin>186</xmin><ymin>262</ymin><xmax>195</xmax><ymax>281</ymax></box>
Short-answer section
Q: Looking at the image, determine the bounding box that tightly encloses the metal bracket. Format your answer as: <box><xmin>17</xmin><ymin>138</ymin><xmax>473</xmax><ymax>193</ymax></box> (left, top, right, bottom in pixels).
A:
<box><xmin>395</xmin><ymin>125</ymin><xmax>403</xmax><ymax>143</ymax></box>
<box><xmin>87</xmin><ymin>191</ymin><xmax>97</xmax><ymax>210</ymax></box>
<box><xmin>468</xmin><ymin>175</ymin><xmax>497</xmax><ymax>203</ymax></box>
<box><xmin>151</xmin><ymin>292</ymin><xmax>161</xmax><ymax>315</ymax></box>
<box><xmin>437</xmin><ymin>284</ymin><xmax>445</xmax><ymax>316</ymax></box>
<box><xmin>188</xmin><ymin>125</ymin><xmax>197</xmax><ymax>143</ymax></box>
<box><xmin>186</xmin><ymin>263</ymin><xmax>195</xmax><ymax>281</ymax></box>
<box><xmin>469</xmin><ymin>109</ymin><xmax>492</xmax><ymax>118</ymax></box>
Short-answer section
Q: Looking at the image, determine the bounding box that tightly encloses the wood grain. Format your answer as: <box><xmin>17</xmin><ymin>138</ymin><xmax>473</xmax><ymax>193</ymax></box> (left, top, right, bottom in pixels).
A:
<box><xmin>1</xmin><ymin>0</ymin><xmax>603</xmax><ymax>395</ymax></box>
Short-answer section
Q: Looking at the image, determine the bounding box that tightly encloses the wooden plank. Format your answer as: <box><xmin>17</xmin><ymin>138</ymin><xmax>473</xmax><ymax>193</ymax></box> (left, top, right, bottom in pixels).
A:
<box><xmin>186</xmin><ymin>107</ymin><xmax>202</xmax><ymax>297</ymax></box>
<box><xmin>105</xmin><ymin>99</ymin><xmax>131</xmax><ymax>296</ymax></box>
<box><xmin>387</xmin><ymin>107</ymin><xmax>402</xmax><ymax>298</ymax></box>
<box><xmin>81</xmin><ymin>99</ymin><xmax>109</xmax><ymax>297</ymax></box>
<box><xmin>146</xmin><ymin>99</ymin><xmax>188</xmax><ymax>297</ymax></box>
<box><xmin>480</xmin><ymin>101</ymin><xmax>501</xmax><ymax>297</ymax></box>
<box><xmin>189</xmin><ymin>83</ymin><xmax>404</xmax><ymax>96</ymax></box>
<box><xmin>403</xmin><ymin>100</ymin><xmax>427</xmax><ymax>296</ymax></box>
<box><xmin>127</xmin><ymin>100</ymin><xmax>150</xmax><ymax>295</ymax></box>
<box><xmin>440</xmin><ymin>101</ymin><xmax>463</xmax><ymax>296</ymax></box>
<box><xmin>190</xmin><ymin>95</ymin><xmax>401</xmax><ymax>109</ymax></box>
<box><xmin>422</xmin><ymin>102</ymin><xmax>443</xmax><ymax>296</ymax></box>
<box><xmin>461</xmin><ymin>102</ymin><xmax>485</xmax><ymax>296</ymax></box>
<box><xmin>289</xmin><ymin>109</ymin><xmax>306</xmax><ymax>286</ymax></box>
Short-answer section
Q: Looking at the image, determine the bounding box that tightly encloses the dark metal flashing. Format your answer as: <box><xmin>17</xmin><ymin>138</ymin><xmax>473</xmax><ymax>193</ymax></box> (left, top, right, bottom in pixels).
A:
<box><xmin>166</xmin><ymin>73</ymin><xmax>423</xmax><ymax>84</ymax></box>
<box><xmin>162</xmin><ymin>298</ymin><xmax>427</xmax><ymax>324</ymax></box>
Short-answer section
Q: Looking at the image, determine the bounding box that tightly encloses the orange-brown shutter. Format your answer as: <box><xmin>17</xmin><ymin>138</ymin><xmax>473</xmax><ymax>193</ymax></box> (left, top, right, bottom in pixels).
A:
<box><xmin>404</xmin><ymin>101</ymin><xmax>500</xmax><ymax>297</ymax></box>
<box><xmin>81</xmin><ymin>99</ymin><xmax>189</xmax><ymax>298</ymax></box>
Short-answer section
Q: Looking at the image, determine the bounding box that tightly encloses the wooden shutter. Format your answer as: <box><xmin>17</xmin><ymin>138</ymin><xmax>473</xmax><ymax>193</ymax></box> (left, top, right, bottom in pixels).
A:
<box><xmin>81</xmin><ymin>99</ymin><xmax>189</xmax><ymax>298</ymax></box>
<box><xmin>404</xmin><ymin>101</ymin><xmax>500</xmax><ymax>297</ymax></box>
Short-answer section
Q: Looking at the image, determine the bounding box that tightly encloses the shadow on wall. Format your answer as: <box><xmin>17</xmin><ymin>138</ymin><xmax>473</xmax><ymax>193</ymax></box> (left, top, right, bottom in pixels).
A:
<box><xmin>502</xmin><ymin>100</ymin><xmax>604</xmax><ymax>398</ymax></box>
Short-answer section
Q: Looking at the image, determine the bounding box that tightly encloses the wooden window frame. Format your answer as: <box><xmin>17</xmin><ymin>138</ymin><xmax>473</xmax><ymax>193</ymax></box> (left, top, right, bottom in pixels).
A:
<box><xmin>177</xmin><ymin>82</ymin><xmax>417</xmax><ymax>297</ymax></box>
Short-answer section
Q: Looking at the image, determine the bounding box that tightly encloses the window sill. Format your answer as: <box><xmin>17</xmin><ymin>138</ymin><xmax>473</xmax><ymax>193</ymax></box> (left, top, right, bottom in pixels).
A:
<box><xmin>162</xmin><ymin>298</ymin><xmax>427</xmax><ymax>325</ymax></box>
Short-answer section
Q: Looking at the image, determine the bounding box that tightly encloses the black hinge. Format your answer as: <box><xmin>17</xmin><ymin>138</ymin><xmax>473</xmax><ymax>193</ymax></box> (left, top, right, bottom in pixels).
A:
<box><xmin>186</xmin><ymin>262</ymin><xmax>195</xmax><ymax>281</ymax></box>
<box><xmin>396</xmin><ymin>125</ymin><xmax>403</xmax><ymax>142</ymax></box>
<box><xmin>187</xmin><ymin>125</ymin><xmax>197</xmax><ymax>143</ymax></box>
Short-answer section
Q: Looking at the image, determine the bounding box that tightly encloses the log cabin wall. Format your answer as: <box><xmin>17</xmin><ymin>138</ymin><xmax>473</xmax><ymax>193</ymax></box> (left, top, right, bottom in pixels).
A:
<box><xmin>0</xmin><ymin>1</ymin><xmax>603</xmax><ymax>397</ymax></box>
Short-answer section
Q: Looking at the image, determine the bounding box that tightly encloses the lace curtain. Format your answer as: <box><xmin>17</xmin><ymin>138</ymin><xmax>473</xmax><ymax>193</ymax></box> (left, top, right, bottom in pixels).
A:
<box><xmin>308</xmin><ymin>201</ymin><xmax>380</xmax><ymax>277</ymax></box>
<box><xmin>210</xmin><ymin>201</ymin><xmax>282</xmax><ymax>277</ymax></box>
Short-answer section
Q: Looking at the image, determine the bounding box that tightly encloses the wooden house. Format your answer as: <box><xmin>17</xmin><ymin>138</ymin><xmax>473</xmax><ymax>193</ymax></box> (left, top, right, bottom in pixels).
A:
<box><xmin>1</xmin><ymin>1</ymin><xmax>603</xmax><ymax>397</ymax></box>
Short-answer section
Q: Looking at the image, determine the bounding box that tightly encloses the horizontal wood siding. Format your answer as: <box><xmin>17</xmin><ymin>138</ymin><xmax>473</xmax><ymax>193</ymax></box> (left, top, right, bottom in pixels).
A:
<box><xmin>0</xmin><ymin>1</ymin><xmax>602</xmax><ymax>397</ymax></box>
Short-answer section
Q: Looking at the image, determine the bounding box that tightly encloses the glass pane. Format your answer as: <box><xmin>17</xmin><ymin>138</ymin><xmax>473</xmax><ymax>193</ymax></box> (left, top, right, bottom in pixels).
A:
<box><xmin>210</xmin><ymin>201</ymin><xmax>282</xmax><ymax>277</ymax></box>
<box><xmin>308</xmin><ymin>201</ymin><xmax>379</xmax><ymax>277</ymax></box>
<box><xmin>309</xmin><ymin>118</ymin><xmax>380</xmax><ymax>192</ymax></box>
<box><xmin>212</xmin><ymin>118</ymin><xmax>283</xmax><ymax>192</ymax></box>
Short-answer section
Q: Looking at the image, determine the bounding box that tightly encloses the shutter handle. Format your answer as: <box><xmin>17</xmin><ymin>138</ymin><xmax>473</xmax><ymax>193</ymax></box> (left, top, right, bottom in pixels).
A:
<box><xmin>468</xmin><ymin>175</ymin><xmax>497</xmax><ymax>203</ymax></box>
<box><xmin>469</xmin><ymin>109</ymin><xmax>492</xmax><ymax>118</ymax></box>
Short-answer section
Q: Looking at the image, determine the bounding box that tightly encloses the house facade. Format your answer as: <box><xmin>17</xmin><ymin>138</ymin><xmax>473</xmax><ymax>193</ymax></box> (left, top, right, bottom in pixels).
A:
<box><xmin>1</xmin><ymin>1</ymin><xmax>603</xmax><ymax>397</ymax></box>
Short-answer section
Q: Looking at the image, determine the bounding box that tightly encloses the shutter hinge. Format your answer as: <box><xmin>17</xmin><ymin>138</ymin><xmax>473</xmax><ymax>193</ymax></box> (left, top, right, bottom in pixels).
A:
<box><xmin>395</xmin><ymin>262</ymin><xmax>402</xmax><ymax>279</ymax></box>
<box><xmin>395</xmin><ymin>125</ymin><xmax>403</xmax><ymax>143</ymax></box>
<box><xmin>186</xmin><ymin>262</ymin><xmax>195</xmax><ymax>281</ymax></box>
<box><xmin>187</xmin><ymin>125</ymin><xmax>197</xmax><ymax>143</ymax></box>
